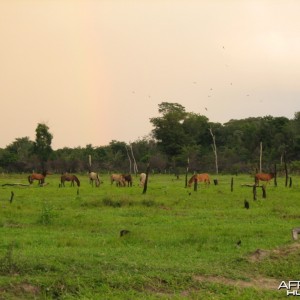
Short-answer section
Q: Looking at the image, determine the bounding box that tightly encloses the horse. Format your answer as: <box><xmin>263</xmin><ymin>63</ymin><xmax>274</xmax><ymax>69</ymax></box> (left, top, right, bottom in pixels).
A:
<box><xmin>187</xmin><ymin>173</ymin><xmax>210</xmax><ymax>187</ymax></box>
<box><xmin>28</xmin><ymin>171</ymin><xmax>48</xmax><ymax>184</ymax></box>
<box><xmin>89</xmin><ymin>171</ymin><xmax>100</xmax><ymax>187</ymax></box>
<box><xmin>254</xmin><ymin>173</ymin><xmax>275</xmax><ymax>186</ymax></box>
<box><xmin>110</xmin><ymin>174</ymin><xmax>126</xmax><ymax>187</ymax></box>
<box><xmin>122</xmin><ymin>174</ymin><xmax>132</xmax><ymax>187</ymax></box>
<box><xmin>61</xmin><ymin>174</ymin><xmax>80</xmax><ymax>187</ymax></box>
<box><xmin>139</xmin><ymin>173</ymin><xmax>146</xmax><ymax>187</ymax></box>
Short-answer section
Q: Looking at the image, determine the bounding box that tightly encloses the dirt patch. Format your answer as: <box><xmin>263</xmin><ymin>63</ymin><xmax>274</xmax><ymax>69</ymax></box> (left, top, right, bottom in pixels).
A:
<box><xmin>193</xmin><ymin>274</ymin><xmax>279</xmax><ymax>290</ymax></box>
<box><xmin>0</xmin><ymin>283</ymin><xmax>40</xmax><ymax>298</ymax></box>
<box><xmin>19</xmin><ymin>283</ymin><xmax>40</xmax><ymax>295</ymax></box>
<box><xmin>248</xmin><ymin>242</ymin><xmax>300</xmax><ymax>262</ymax></box>
<box><xmin>191</xmin><ymin>243</ymin><xmax>300</xmax><ymax>294</ymax></box>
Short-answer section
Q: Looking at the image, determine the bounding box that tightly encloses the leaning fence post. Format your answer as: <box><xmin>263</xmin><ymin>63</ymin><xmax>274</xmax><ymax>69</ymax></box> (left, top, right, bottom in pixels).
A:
<box><xmin>10</xmin><ymin>191</ymin><xmax>14</xmax><ymax>203</ymax></box>
<box><xmin>142</xmin><ymin>163</ymin><xmax>150</xmax><ymax>194</ymax></box>
<box><xmin>193</xmin><ymin>177</ymin><xmax>198</xmax><ymax>192</ymax></box>
<box><xmin>253</xmin><ymin>184</ymin><xmax>257</xmax><ymax>200</ymax></box>
<box><xmin>262</xmin><ymin>185</ymin><xmax>266</xmax><ymax>198</ymax></box>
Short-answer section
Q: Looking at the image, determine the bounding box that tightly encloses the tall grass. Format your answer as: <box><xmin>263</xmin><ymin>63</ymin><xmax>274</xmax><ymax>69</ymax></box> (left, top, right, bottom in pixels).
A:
<box><xmin>0</xmin><ymin>173</ymin><xmax>299</xmax><ymax>299</ymax></box>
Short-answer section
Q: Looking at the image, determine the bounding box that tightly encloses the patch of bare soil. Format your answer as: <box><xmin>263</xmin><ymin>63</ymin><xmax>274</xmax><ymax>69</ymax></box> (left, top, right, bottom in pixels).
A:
<box><xmin>0</xmin><ymin>283</ymin><xmax>40</xmax><ymax>298</ymax></box>
<box><xmin>190</xmin><ymin>243</ymin><xmax>300</xmax><ymax>294</ymax></box>
<box><xmin>248</xmin><ymin>242</ymin><xmax>300</xmax><ymax>262</ymax></box>
<box><xmin>193</xmin><ymin>274</ymin><xmax>278</xmax><ymax>290</ymax></box>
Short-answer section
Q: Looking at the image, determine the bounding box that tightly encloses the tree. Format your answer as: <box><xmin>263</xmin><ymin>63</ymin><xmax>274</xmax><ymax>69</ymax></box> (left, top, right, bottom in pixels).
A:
<box><xmin>33</xmin><ymin>123</ymin><xmax>53</xmax><ymax>171</ymax></box>
<box><xmin>150</xmin><ymin>102</ymin><xmax>188</xmax><ymax>158</ymax></box>
<box><xmin>5</xmin><ymin>137</ymin><xmax>34</xmax><ymax>172</ymax></box>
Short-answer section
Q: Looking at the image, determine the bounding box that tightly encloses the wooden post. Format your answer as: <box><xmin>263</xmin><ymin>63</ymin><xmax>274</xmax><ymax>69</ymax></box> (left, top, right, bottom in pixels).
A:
<box><xmin>185</xmin><ymin>158</ymin><xmax>189</xmax><ymax>188</ymax></box>
<box><xmin>289</xmin><ymin>177</ymin><xmax>292</xmax><ymax>188</ymax></box>
<box><xmin>284</xmin><ymin>151</ymin><xmax>288</xmax><ymax>187</ymax></box>
<box><xmin>142</xmin><ymin>164</ymin><xmax>150</xmax><ymax>194</ymax></box>
<box><xmin>10</xmin><ymin>191</ymin><xmax>14</xmax><ymax>203</ymax></box>
<box><xmin>193</xmin><ymin>177</ymin><xmax>198</xmax><ymax>192</ymax></box>
<box><xmin>231</xmin><ymin>177</ymin><xmax>233</xmax><ymax>192</ymax></box>
<box><xmin>262</xmin><ymin>185</ymin><xmax>266</xmax><ymax>198</ymax></box>
<box><xmin>274</xmin><ymin>164</ymin><xmax>277</xmax><ymax>187</ymax></box>
<box><xmin>253</xmin><ymin>184</ymin><xmax>257</xmax><ymax>200</ymax></box>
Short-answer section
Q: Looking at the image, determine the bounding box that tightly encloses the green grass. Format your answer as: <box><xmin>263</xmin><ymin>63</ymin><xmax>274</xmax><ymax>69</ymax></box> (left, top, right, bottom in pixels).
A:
<box><xmin>0</xmin><ymin>173</ymin><xmax>299</xmax><ymax>299</ymax></box>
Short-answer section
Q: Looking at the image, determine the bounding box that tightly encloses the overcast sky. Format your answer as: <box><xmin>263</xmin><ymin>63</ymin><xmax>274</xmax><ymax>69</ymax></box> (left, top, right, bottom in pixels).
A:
<box><xmin>1</xmin><ymin>0</ymin><xmax>299</xmax><ymax>149</ymax></box>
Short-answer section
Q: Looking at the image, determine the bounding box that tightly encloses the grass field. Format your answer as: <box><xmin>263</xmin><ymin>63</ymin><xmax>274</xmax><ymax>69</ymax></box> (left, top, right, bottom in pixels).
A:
<box><xmin>0</xmin><ymin>172</ymin><xmax>299</xmax><ymax>299</ymax></box>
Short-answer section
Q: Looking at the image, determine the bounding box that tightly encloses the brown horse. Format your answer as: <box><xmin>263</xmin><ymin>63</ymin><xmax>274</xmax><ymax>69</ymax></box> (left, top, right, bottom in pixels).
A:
<box><xmin>188</xmin><ymin>173</ymin><xmax>210</xmax><ymax>187</ymax></box>
<box><xmin>122</xmin><ymin>174</ymin><xmax>133</xmax><ymax>187</ymax></box>
<box><xmin>111</xmin><ymin>174</ymin><xmax>126</xmax><ymax>187</ymax></box>
<box><xmin>61</xmin><ymin>174</ymin><xmax>80</xmax><ymax>187</ymax></box>
<box><xmin>254</xmin><ymin>173</ymin><xmax>275</xmax><ymax>186</ymax></box>
<box><xmin>28</xmin><ymin>171</ymin><xmax>48</xmax><ymax>184</ymax></box>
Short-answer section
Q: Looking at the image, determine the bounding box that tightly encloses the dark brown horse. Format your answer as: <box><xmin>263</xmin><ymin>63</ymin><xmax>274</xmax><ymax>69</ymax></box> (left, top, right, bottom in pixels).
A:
<box><xmin>188</xmin><ymin>173</ymin><xmax>210</xmax><ymax>187</ymax></box>
<box><xmin>122</xmin><ymin>174</ymin><xmax>132</xmax><ymax>187</ymax></box>
<box><xmin>28</xmin><ymin>171</ymin><xmax>48</xmax><ymax>184</ymax></box>
<box><xmin>254</xmin><ymin>173</ymin><xmax>275</xmax><ymax>186</ymax></box>
<box><xmin>61</xmin><ymin>174</ymin><xmax>80</xmax><ymax>187</ymax></box>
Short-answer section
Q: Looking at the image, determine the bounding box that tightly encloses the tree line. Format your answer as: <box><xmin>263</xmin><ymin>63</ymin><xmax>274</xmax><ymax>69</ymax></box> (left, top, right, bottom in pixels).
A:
<box><xmin>1</xmin><ymin>102</ymin><xmax>300</xmax><ymax>175</ymax></box>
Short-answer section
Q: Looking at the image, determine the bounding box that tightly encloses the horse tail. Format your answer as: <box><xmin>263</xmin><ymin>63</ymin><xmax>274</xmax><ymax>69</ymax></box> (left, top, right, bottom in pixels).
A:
<box><xmin>74</xmin><ymin>175</ymin><xmax>80</xmax><ymax>187</ymax></box>
<box><xmin>28</xmin><ymin>175</ymin><xmax>32</xmax><ymax>184</ymax></box>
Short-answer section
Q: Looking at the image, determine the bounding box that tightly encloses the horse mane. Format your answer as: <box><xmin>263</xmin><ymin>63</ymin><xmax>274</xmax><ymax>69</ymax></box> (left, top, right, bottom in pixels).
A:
<box><xmin>188</xmin><ymin>174</ymin><xmax>196</xmax><ymax>184</ymax></box>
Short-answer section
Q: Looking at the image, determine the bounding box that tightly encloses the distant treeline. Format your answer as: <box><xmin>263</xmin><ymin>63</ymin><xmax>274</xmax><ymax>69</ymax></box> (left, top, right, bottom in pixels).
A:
<box><xmin>1</xmin><ymin>102</ymin><xmax>300</xmax><ymax>174</ymax></box>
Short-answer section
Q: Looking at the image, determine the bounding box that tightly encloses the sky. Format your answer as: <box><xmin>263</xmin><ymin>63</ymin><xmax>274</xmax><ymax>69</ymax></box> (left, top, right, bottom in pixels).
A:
<box><xmin>1</xmin><ymin>0</ymin><xmax>300</xmax><ymax>149</ymax></box>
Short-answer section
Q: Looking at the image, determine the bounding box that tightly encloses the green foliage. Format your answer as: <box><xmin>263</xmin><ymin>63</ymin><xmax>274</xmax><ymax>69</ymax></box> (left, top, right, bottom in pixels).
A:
<box><xmin>33</xmin><ymin>123</ymin><xmax>53</xmax><ymax>169</ymax></box>
<box><xmin>37</xmin><ymin>200</ymin><xmax>56</xmax><ymax>225</ymax></box>
<box><xmin>2</xmin><ymin>109</ymin><xmax>300</xmax><ymax>173</ymax></box>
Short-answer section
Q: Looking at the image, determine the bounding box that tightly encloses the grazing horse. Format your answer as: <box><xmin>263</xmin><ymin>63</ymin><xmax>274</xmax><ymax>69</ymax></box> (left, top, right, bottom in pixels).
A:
<box><xmin>139</xmin><ymin>173</ymin><xmax>146</xmax><ymax>187</ymax></box>
<box><xmin>89</xmin><ymin>171</ymin><xmax>100</xmax><ymax>187</ymax></box>
<box><xmin>254</xmin><ymin>173</ymin><xmax>275</xmax><ymax>186</ymax></box>
<box><xmin>110</xmin><ymin>174</ymin><xmax>126</xmax><ymax>187</ymax></box>
<box><xmin>28</xmin><ymin>171</ymin><xmax>48</xmax><ymax>185</ymax></box>
<box><xmin>188</xmin><ymin>173</ymin><xmax>210</xmax><ymax>187</ymax></box>
<box><xmin>61</xmin><ymin>174</ymin><xmax>80</xmax><ymax>187</ymax></box>
<box><xmin>122</xmin><ymin>174</ymin><xmax>133</xmax><ymax>187</ymax></box>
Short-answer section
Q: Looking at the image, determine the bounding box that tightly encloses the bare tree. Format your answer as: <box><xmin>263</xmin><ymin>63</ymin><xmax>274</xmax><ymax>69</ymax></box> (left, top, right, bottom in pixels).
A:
<box><xmin>129</xmin><ymin>144</ymin><xmax>138</xmax><ymax>175</ymax></box>
<box><xmin>209</xmin><ymin>127</ymin><xmax>218</xmax><ymax>174</ymax></box>
<box><xmin>125</xmin><ymin>145</ymin><xmax>132</xmax><ymax>173</ymax></box>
